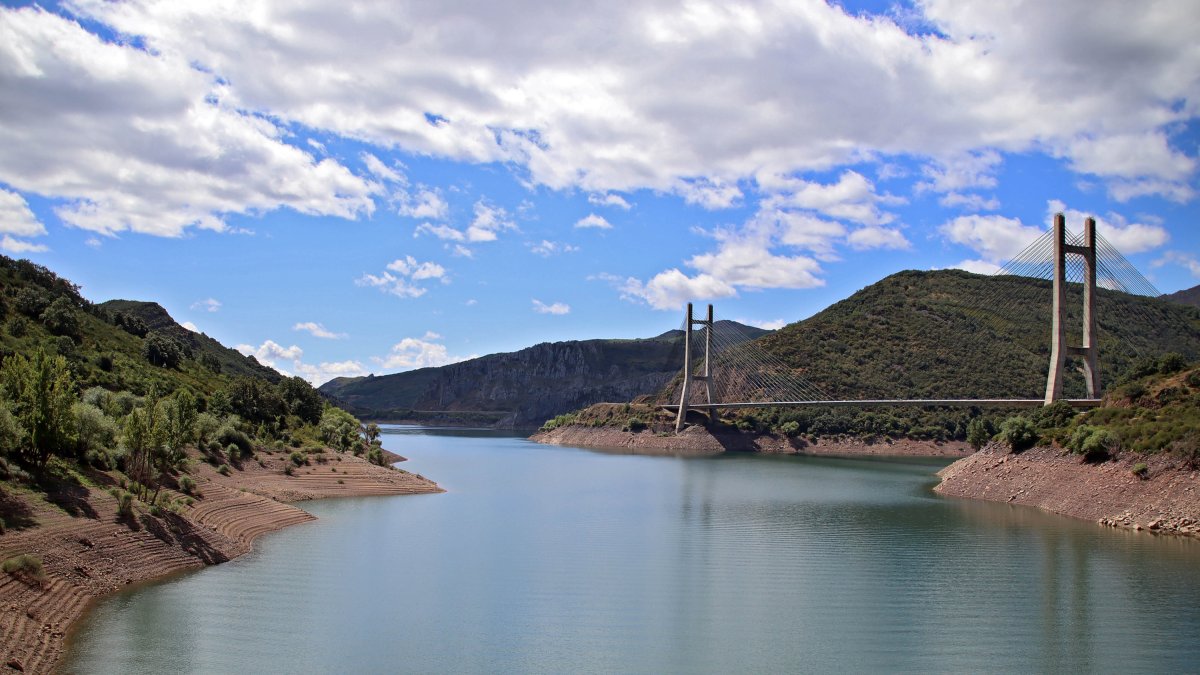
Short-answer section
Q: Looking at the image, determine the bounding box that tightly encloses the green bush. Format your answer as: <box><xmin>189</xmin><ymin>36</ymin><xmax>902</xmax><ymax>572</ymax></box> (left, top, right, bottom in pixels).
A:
<box><xmin>966</xmin><ymin>417</ymin><xmax>993</xmax><ymax>450</ymax></box>
<box><xmin>178</xmin><ymin>475</ymin><xmax>196</xmax><ymax>495</ymax></box>
<box><xmin>216</xmin><ymin>463</ymin><xmax>232</xmax><ymax>476</ymax></box>
<box><xmin>778</xmin><ymin>420</ymin><xmax>801</xmax><ymax>437</ymax></box>
<box><xmin>999</xmin><ymin>416</ymin><xmax>1036</xmax><ymax>452</ymax></box>
<box><xmin>283</xmin><ymin>464</ymin><xmax>294</xmax><ymax>476</ymax></box>
<box><xmin>1131</xmin><ymin>462</ymin><xmax>1148</xmax><ymax>478</ymax></box>
<box><xmin>289</xmin><ymin>450</ymin><xmax>307</xmax><ymax>467</ymax></box>
<box><xmin>626</xmin><ymin>418</ymin><xmax>647</xmax><ymax>433</ymax></box>
<box><xmin>2</xmin><ymin>554</ymin><xmax>47</xmax><ymax>585</ymax></box>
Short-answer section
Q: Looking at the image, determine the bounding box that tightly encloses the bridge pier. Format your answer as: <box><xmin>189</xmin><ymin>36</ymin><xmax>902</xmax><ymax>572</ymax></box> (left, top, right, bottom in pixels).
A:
<box><xmin>1045</xmin><ymin>214</ymin><xmax>1100</xmax><ymax>404</ymax></box>
<box><xmin>675</xmin><ymin>303</ymin><xmax>714</xmax><ymax>432</ymax></box>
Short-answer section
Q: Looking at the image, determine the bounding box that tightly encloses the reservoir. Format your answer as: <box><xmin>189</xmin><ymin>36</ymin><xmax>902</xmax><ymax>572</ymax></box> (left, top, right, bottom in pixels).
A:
<box><xmin>65</xmin><ymin>427</ymin><xmax>1200</xmax><ymax>673</ymax></box>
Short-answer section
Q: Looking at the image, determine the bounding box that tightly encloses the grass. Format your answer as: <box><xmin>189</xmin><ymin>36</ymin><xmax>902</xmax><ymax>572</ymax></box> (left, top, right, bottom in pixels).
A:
<box><xmin>2</xmin><ymin>553</ymin><xmax>47</xmax><ymax>586</ymax></box>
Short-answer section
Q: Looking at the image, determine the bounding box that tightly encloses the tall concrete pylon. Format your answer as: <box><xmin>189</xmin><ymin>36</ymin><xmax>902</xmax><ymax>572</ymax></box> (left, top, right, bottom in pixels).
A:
<box><xmin>1045</xmin><ymin>213</ymin><xmax>1100</xmax><ymax>404</ymax></box>
<box><xmin>675</xmin><ymin>303</ymin><xmax>714</xmax><ymax>432</ymax></box>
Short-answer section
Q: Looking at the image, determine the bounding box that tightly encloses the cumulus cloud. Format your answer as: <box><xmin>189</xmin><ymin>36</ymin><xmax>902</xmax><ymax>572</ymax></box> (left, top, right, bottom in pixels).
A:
<box><xmin>532</xmin><ymin>299</ymin><xmax>570</xmax><ymax>315</ymax></box>
<box><xmin>357</xmin><ymin>255</ymin><xmax>447</xmax><ymax>298</ymax></box>
<box><xmin>617</xmin><ymin>269</ymin><xmax>737</xmax><ymax>311</ymax></box>
<box><xmin>415</xmin><ymin>222</ymin><xmax>465</xmax><ymax>242</ymax></box>
<box><xmin>1046</xmin><ymin>200</ymin><xmax>1169</xmax><ymax>254</ymax></box>
<box><xmin>180</xmin><ymin>321</ymin><xmax>198</xmax><ymax>332</ymax></box>
<box><xmin>847</xmin><ymin>226</ymin><xmax>911</xmax><ymax>251</ymax></box>
<box><xmin>373</xmin><ymin>331</ymin><xmax>473</xmax><ymax>370</ymax></box>
<box><xmin>588</xmin><ymin>193</ymin><xmax>631</xmax><ymax>210</ymax></box>
<box><xmin>939</xmin><ymin>214</ymin><xmax>1044</xmax><ymax>264</ymax></box>
<box><xmin>0</xmin><ymin>6</ymin><xmax>377</xmax><ymax>238</ymax></box>
<box><xmin>293</xmin><ymin>359</ymin><xmax>368</xmax><ymax>386</ymax></box>
<box><xmin>1154</xmin><ymin>251</ymin><xmax>1200</xmax><ymax>279</ymax></box>
<box><xmin>191</xmin><ymin>298</ymin><xmax>221</xmax><ymax>313</ymax></box>
<box><xmin>530</xmin><ymin>240</ymin><xmax>579</xmax><ymax>257</ymax></box>
<box><xmin>293</xmin><ymin>321</ymin><xmax>347</xmax><ymax>339</ymax></box>
<box><xmin>237</xmin><ymin>338</ymin><xmax>367</xmax><ymax>384</ymax></box>
<box><xmin>0</xmin><ymin>188</ymin><xmax>46</xmax><ymax>238</ymax></box>
<box><xmin>1</xmin><ymin>234</ymin><xmax>48</xmax><ymax>254</ymax></box>
<box><xmin>573</xmin><ymin>213</ymin><xmax>612</xmax><ymax>230</ymax></box>
<box><xmin>761</xmin><ymin>171</ymin><xmax>898</xmax><ymax>226</ymax></box>
<box><xmin>236</xmin><ymin>340</ymin><xmax>304</xmax><ymax>370</ymax></box>
<box><xmin>466</xmin><ymin>200</ymin><xmax>516</xmax><ymax>242</ymax></box>
<box><xmin>398</xmin><ymin>188</ymin><xmax>449</xmax><ymax>220</ymax></box>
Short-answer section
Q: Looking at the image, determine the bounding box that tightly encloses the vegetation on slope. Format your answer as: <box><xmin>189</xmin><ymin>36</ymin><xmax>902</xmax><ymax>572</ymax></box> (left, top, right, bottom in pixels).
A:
<box><xmin>0</xmin><ymin>256</ymin><xmax>390</xmax><ymax>534</ymax></box>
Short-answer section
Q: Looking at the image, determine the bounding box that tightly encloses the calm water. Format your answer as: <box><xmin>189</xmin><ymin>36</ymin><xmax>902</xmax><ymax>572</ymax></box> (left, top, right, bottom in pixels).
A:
<box><xmin>66</xmin><ymin>427</ymin><xmax>1200</xmax><ymax>673</ymax></box>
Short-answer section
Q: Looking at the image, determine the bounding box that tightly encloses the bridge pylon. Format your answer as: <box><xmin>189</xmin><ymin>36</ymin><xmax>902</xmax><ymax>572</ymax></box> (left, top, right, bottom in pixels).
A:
<box><xmin>675</xmin><ymin>303</ymin><xmax>714</xmax><ymax>432</ymax></box>
<box><xmin>1045</xmin><ymin>213</ymin><xmax>1100</xmax><ymax>404</ymax></box>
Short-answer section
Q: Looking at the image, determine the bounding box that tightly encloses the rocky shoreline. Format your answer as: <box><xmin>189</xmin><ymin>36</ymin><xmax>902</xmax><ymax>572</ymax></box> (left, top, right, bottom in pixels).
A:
<box><xmin>0</xmin><ymin>450</ymin><xmax>440</xmax><ymax>674</ymax></box>
<box><xmin>935</xmin><ymin>443</ymin><xmax>1200</xmax><ymax>539</ymax></box>
<box><xmin>531</xmin><ymin>423</ymin><xmax>972</xmax><ymax>457</ymax></box>
<box><xmin>536</xmin><ymin>424</ymin><xmax>1200</xmax><ymax>540</ymax></box>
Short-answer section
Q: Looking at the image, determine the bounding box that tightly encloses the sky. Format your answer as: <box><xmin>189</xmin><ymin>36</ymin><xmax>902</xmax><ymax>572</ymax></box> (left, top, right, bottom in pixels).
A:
<box><xmin>0</xmin><ymin>0</ymin><xmax>1198</xmax><ymax>385</ymax></box>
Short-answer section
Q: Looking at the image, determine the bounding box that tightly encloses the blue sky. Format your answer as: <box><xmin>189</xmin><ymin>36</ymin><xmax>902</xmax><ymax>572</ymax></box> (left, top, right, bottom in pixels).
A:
<box><xmin>1</xmin><ymin>0</ymin><xmax>1197</xmax><ymax>384</ymax></box>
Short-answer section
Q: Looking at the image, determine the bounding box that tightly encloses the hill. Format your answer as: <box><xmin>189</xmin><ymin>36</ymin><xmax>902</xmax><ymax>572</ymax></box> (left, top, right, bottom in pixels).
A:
<box><xmin>320</xmin><ymin>320</ymin><xmax>770</xmax><ymax>428</ymax></box>
<box><xmin>1164</xmin><ymin>284</ymin><xmax>1200</xmax><ymax>309</ymax></box>
<box><xmin>756</xmin><ymin>269</ymin><xmax>1200</xmax><ymax>401</ymax></box>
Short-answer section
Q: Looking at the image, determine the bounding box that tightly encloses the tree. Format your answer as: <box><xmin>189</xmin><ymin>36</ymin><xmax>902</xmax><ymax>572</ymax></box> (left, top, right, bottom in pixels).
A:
<box><xmin>163</xmin><ymin>389</ymin><xmax>198</xmax><ymax>451</ymax></box>
<box><xmin>998</xmin><ymin>415</ymin><xmax>1036</xmax><ymax>453</ymax></box>
<box><xmin>320</xmin><ymin>407</ymin><xmax>360</xmax><ymax>453</ymax></box>
<box><xmin>0</xmin><ymin>349</ymin><xmax>77</xmax><ymax>467</ymax></box>
<box><xmin>278</xmin><ymin>376</ymin><xmax>323</xmax><ymax>425</ymax></box>
<box><xmin>143</xmin><ymin>331</ymin><xmax>183</xmax><ymax>368</ymax></box>
<box><xmin>966</xmin><ymin>418</ymin><xmax>992</xmax><ymax>450</ymax></box>
<box><xmin>73</xmin><ymin>402</ymin><xmax>118</xmax><ymax>459</ymax></box>
<box><xmin>40</xmin><ymin>297</ymin><xmax>81</xmax><ymax>341</ymax></box>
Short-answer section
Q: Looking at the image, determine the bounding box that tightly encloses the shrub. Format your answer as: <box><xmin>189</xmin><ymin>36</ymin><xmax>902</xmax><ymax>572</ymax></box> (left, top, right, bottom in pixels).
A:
<box><xmin>178</xmin><ymin>475</ymin><xmax>196</xmax><ymax>495</ymax></box>
<box><xmin>966</xmin><ymin>417</ymin><xmax>993</xmax><ymax>450</ymax></box>
<box><xmin>283</xmin><ymin>464</ymin><xmax>294</xmax><ymax>476</ymax></box>
<box><xmin>2</xmin><ymin>554</ymin><xmax>47</xmax><ymax>585</ymax></box>
<box><xmin>1131</xmin><ymin>462</ymin><xmax>1148</xmax><ymax>478</ymax></box>
<box><xmin>626</xmin><ymin>418</ymin><xmax>647</xmax><ymax>433</ymax></box>
<box><xmin>998</xmin><ymin>416</ymin><xmax>1037</xmax><ymax>452</ymax></box>
<box><xmin>216</xmin><ymin>425</ymin><xmax>252</xmax><ymax>456</ymax></box>
<box><xmin>779</xmin><ymin>420</ymin><xmax>801</xmax><ymax>437</ymax></box>
<box><xmin>289</xmin><ymin>450</ymin><xmax>307</xmax><ymax>467</ymax></box>
<box><xmin>1157</xmin><ymin>353</ymin><xmax>1187</xmax><ymax>375</ymax></box>
<box><xmin>216</xmin><ymin>464</ymin><xmax>232</xmax><ymax>476</ymax></box>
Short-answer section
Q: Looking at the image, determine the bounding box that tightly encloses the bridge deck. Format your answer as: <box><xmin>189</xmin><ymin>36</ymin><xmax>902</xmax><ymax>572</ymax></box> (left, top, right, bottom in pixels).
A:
<box><xmin>662</xmin><ymin>398</ymin><xmax>1102</xmax><ymax>411</ymax></box>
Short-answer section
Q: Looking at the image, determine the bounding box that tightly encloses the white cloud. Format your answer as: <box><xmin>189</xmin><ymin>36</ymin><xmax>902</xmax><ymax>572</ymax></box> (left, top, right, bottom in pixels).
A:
<box><xmin>530</xmin><ymin>240</ymin><xmax>579</xmax><ymax>257</ymax></box>
<box><xmin>939</xmin><ymin>214</ymin><xmax>1043</xmax><ymax>263</ymax></box>
<box><xmin>918</xmin><ymin>151</ymin><xmax>1002</xmax><ymax>194</ymax></box>
<box><xmin>415</xmin><ymin>221</ymin><xmax>465</xmax><ymax>241</ymax></box>
<box><xmin>0</xmin><ymin>0</ymin><xmax>1192</xmax><ymax>239</ymax></box>
<box><xmin>293</xmin><ymin>359</ymin><xmax>368</xmax><ymax>386</ymax></box>
<box><xmin>373</xmin><ymin>333</ymin><xmax>473</xmax><ymax>370</ymax></box>
<box><xmin>952</xmin><ymin>259</ymin><xmax>1003</xmax><ymax>275</ymax></box>
<box><xmin>398</xmin><ymin>188</ymin><xmax>449</xmax><ymax>220</ymax></box>
<box><xmin>357</xmin><ymin>255</ymin><xmax>447</xmax><ymax>298</ymax></box>
<box><xmin>0</xmin><ymin>7</ymin><xmax>376</xmax><ymax>238</ymax></box>
<box><xmin>761</xmin><ymin>171</ymin><xmax>897</xmax><ymax>226</ymax></box>
<box><xmin>293</xmin><ymin>321</ymin><xmax>347</xmax><ymax>339</ymax></box>
<box><xmin>573</xmin><ymin>213</ymin><xmax>612</xmax><ymax>230</ymax></box>
<box><xmin>1154</xmin><ymin>251</ymin><xmax>1200</xmax><ymax>279</ymax></box>
<box><xmin>236</xmin><ymin>340</ymin><xmax>304</xmax><ymax>373</ymax></box>
<box><xmin>618</xmin><ymin>269</ymin><xmax>738</xmax><ymax>311</ymax></box>
<box><xmin>532</xmin><ymin>299</ymin><xmax>570</xmax><ymax>315</ymax></box>
<box><xmin>0</xmin><ymin>234</ymin><xmax>48</xmax><ymax>253</ymax></box>
<box><xmin>738</xmin><ymin>317</ymin><xmax>787</xmax><ymax>330</ymax></box>
<box><xmin>0</xmin><ymin>188</ymin><xmax>46</xmax><ymax>237</ymax></box>
<box><xmin>362</xmin><ymin>153</ymin><xmax>404</xmax><ymax>184</ymax></box>
<box><xmin>588</xmin><ymin>192</ymin><xmax>631</xmax><ymax>210</ymax></box>
<box><xmin>847</xmin><ymin>226</ymin><xmax>911</xmax><ymax>251</ymax></box>
<box><xmin>1046</xmin><ymin>200</ymin><xmax>1169</xmax><ymax>254</ymax></box>
<box><xmin>180</xmin><ymin>321</ymin><xmax>198</xmax><ymax>332</ymax></box>
<box><xmin>465</xmin><ymin>200</ymin><xmax>515</xmax><ymax>242</ymax></box>
<box><xmin>939</xmin><ymin>192</ymin><xmax>1000</xmax><ymax>211</ymax></box>
<box><xmin>191</xmin><ymin>298</ymin><xmax>221</xmax><ymax>313</ymax></box>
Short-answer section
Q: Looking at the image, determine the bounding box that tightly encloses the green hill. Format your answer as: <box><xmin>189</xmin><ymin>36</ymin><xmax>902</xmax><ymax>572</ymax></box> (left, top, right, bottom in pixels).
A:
<box><xmin>757</xmin><ymin>269</ymin><xmax>1200</xmax><ymax>401</ymax></box>
<box><xmin>1164</xmin><ymin>283</ymin><xmax>1200</xmax><ymax>309</ymax></box>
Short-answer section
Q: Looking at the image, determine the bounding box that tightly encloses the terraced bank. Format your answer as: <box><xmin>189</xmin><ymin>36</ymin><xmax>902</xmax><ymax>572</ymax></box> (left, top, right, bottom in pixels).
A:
<box><xmin>0</xmin><ymin>449</ymin><xmax>440</xmax><ymax>673</ymax></box>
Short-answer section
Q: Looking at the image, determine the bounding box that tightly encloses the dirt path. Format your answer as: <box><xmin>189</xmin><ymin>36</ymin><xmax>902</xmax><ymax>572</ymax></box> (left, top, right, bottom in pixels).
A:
<box><xmin>0</xmin><ymin>449</ymin><xmax>440</xmax><ymax>674</ymax></box>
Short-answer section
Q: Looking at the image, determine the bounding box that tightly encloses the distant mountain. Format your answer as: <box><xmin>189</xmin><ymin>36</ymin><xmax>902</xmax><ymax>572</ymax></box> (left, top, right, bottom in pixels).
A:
<box><xmin>756</xmin><ymin>269</ymin><xmax>1200</xmax><ymax>401</ymax></box>
<box><xmin>320</xmin><ymin>321</ymin><xmax>771</xmax><ymax>428</ymax></box>
<box><xmin>1164</xmin><ymin>284</ymin><xmax>1200</xmax><ymax>309</ymax></box>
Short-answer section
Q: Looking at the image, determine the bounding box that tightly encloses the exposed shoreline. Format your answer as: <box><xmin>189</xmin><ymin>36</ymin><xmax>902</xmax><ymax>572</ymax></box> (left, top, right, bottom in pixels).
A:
<box><xmin>935</xmin><ymin>443</ymin><xmax>1200</xmax><ymax>538</ymax></box>
<box><xmin>0</xmin><ymin>449</ymin><xmax>441</xmax><ymax>674</ymax></box>
<box><xmin>535</xmin><ymin>424</ymin><xmax>1200</xmax><ymax>540</ymax></box>
<box><xmin>531</xmin><ymin>423</ymin><xmax>972</xmax><ymax>457</ymax></box>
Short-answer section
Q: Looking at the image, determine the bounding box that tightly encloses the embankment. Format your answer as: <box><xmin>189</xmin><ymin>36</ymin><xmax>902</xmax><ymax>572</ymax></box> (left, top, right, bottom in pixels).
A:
<box><xmin>935</xmin><ymin>444</ymin><xmax>1200</xmax><ymax>538</ymax></box>
<box><xmin>0</xmin><ymin>449</ymin><xmax>440</xmax><ymax>674</ymax></box>
<box><xmin>531</xmin><ymin>424</ymin><xmax>971</xmax><ymax>457</ymax></box>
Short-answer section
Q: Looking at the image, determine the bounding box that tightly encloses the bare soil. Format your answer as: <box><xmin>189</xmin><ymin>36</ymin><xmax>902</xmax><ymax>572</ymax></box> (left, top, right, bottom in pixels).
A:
<box><xmin>935</xmin><ymin>443</ymin><xmax>1200</xmax><ymax>538</ymax></box>
<box><xmin>531</xmin><ymin>424</ymin><xmax>972</xmax><ymax>457</ymax></box>
<box><xmin>0</xmin><ymin>449</ymin><xmax>440</xmax><ymax>674</ymax></box>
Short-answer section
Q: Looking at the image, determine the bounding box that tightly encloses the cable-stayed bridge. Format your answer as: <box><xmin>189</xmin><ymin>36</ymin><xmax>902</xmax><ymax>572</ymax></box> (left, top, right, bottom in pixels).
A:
<box><xmin>659</xmin><ymin>214</ymin><xmax>1165</xmax><ymax>431</ymax></box>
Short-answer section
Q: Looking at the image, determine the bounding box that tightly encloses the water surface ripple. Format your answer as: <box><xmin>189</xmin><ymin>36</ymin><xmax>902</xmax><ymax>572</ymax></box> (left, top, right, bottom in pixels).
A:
<box><xmin>65</xmin><ymin>428</ymin><xmax>1200</xmax><ymax>673</ymax></box>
